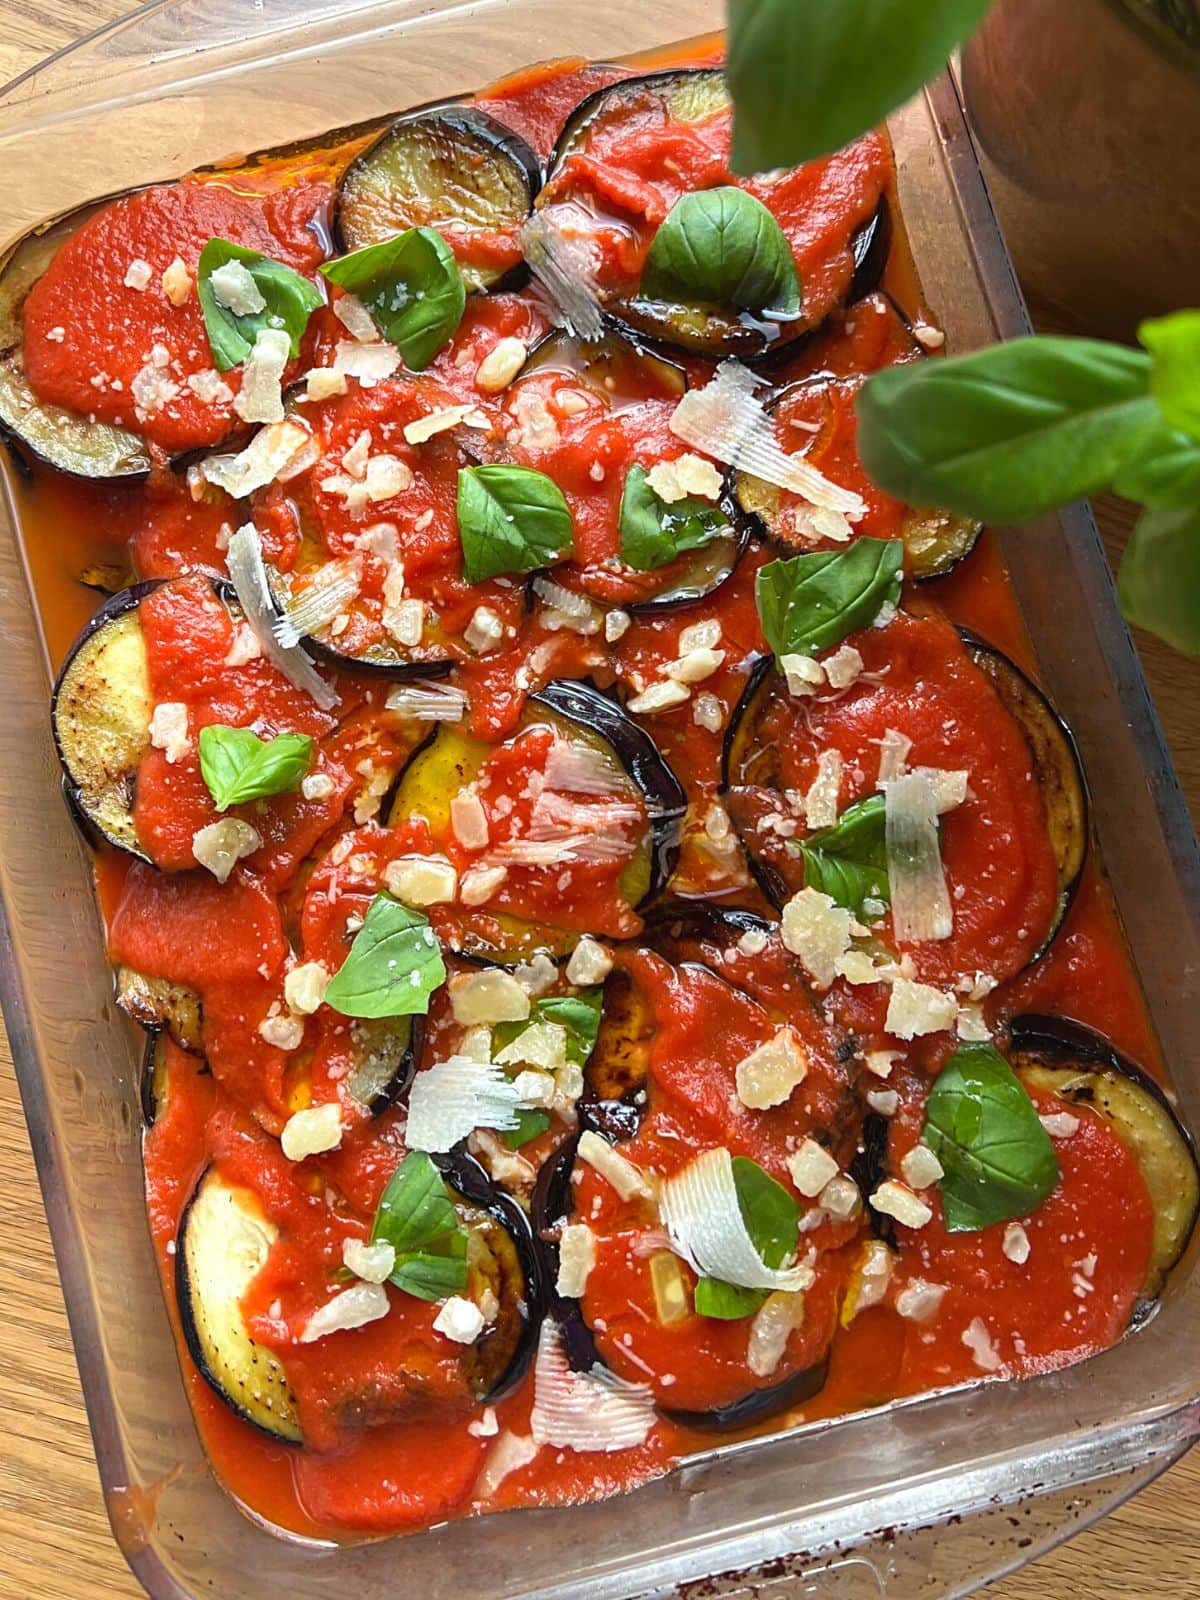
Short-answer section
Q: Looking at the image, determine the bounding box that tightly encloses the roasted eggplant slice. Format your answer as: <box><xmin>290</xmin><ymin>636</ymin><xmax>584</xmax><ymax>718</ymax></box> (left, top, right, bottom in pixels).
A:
<box><xmin>541</xmin><ymin>68</ymin><xmax>890</xmax><ymax>359</ymax></box>
<box><xmin>140</xmin><ymin>1033</ymin><xmax>171</xmax><ymax>1127</ymax></box>
<box><xmin>1009</xmin><ymin>1014</ymin><xmax>1200</xmax><ymax>1302</ymax></box>
<box><xmin>118</xmin><ymin>966</ymin><xmax>204</xmax><ymax>1055</ymax></box>
<box><xmin>345</xmin><ymin>1014</ymin><xmax>421</xmax><ymax>1114</ymax></box>
<box><xmin>436</xmin><ymin>1150</ymin><xmax>546</xmax><ymax>1399</ymax></box>
<box><xmin>176</xmin><ymin>1168</ymin><xmax>303</xmax><ymax>1443</ymax></box>
<box><xmin>52</xmin><ymin>582</ymin><xmax>158</xmax><ymax>860</ymax></box>
<box><xmin>386</xmin><ymin>679</ymin><xmax>685</xmax><ymax>963</ymax></box>
<box><xmin>336</xmin><ymin>105</ymin><xmax>542</xmax><ymax>291</ymax></box>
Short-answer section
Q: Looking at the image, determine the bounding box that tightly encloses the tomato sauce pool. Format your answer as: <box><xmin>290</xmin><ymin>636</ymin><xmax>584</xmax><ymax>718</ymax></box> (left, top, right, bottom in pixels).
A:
<box><xmin>6</xmin><ymin>35</ymin><xmax>1173</xmax><ymax>1550</ymax></box>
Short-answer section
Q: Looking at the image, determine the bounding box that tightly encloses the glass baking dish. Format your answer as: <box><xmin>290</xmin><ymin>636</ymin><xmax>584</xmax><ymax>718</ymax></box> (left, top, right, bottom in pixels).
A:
<box><xmin>1</xmin><ymin>3</ymin><xmax>1198</xmax><ymax>1597</ymax></box>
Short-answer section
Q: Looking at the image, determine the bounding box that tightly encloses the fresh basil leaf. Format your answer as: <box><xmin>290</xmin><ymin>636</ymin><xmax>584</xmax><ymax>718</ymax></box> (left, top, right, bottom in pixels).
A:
<box><xmin>727</xmin><ymin>0</ymin><xmax>993</xmax><ymax>173</ymax></box>
<box><xmin>391</xmin><ymin>1249</ymin><xmax>470</xmax><ymax>1302</ymax></box>
<box><xmin>1113</xmin><ymin>423</ymin><xmax>1200</xmax><ymax>510</ymax></box>
<box><xmin>320</xmin><ymin>226</ymin><xmax>466</xmax><ymax>371</ymax></box>
<box><xmin>457</xmin><ymin>463</ymin><xmax>575</xmax><ymax>583</ymax></box>
<box><xmin>371</xmin><ymin>1151</ymin><xmax>462</xmax><ymax>1254</ymax></box>
<box><xmin>799</xmin><ymin>794</ymin><xmax>890</xmax><ymax>915</ymax></box>
<box><xmin>639</xmin><ymin>187</ymin><xmax>800</xmax><ymax>319</ymax></box>
<box><xmin>492</xmin><ymin>988</ymin><xmax>604</xmax><ymax>1069</ymax></box>
<box><xmin>501</xmin><ymin>1109</ymin><xmax>552</xmax><ymax>1150</ymax></box>
<box><xmin>324</xmin><ymin>894</ymin><xmax>446</xmax><ymax>1019</ymax></box>
<box><xmin>197</xmin><ymin>238</ymin><xmax>323</xmax><ymax>373</ymax></box>
<box><xmin>618</xmin><ymin>464</ymin><xmax>731</xmax><ymax>571</ymax></box>
<box><xmin>756</xmin><ymin>538</ymin><xmax>902</xmax><ymax>658</ymax></box>
<box><xmin>856</xmin><ymin>337</ymin><xmax>1164</xmax><ymax>522</ymax></box>
<box><xmin>922</xmin><ymin>1043</ymin><xmax>1060</xmax><ymax>1233</ymax></box>
<box><xmin>197</xmin><ymin>725</ymin><xmax>313</xmax><ymax>811</ymax></box>
<box><xmin>694</xmin><ymin>1278</ymin><xmax>766</xmax><ymax>1320</ymax></box>
<box><xmin>1139</xmin><ymin>310</ymin><xmax>1200</xmax><ymax>439</ymax></box>
<box><xmin>1118</xmin><ymin>503</ymin><xmax>1200</xmax><ymax>654</ymax></box>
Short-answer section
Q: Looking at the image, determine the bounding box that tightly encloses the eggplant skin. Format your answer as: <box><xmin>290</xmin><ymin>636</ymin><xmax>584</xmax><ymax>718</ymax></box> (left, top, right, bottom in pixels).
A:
<box><xmin>117</xmin><ymin>966</ymin><xmax>204</xmax><ymax>1056</ymax></box>
<box><xmin>345</xmin><ymin>1013</ymin><xmax>422</xmax><ymax>1115</ymax></box>
<box><xmin>336</xmin><ymin>104</ymin><xmax>542</xmax><ymax>292</ymax></box>
<box><xmin>0</xmin><ymin>350</ymin><xmax>151</xmax><ymax>480</ymax></box>
<box><xmin>175</xmin><ymin>1168</ymin><xmax>303</xmax><ymax>1444</ymax></box>
<box><xmin>1008</xmin><ymin>1013</ymin><xmax>1200</xmax><ymax>1304</ymax></box>
<box><xmin>51</xmin><ymin>581</ymin><xmax>163</xmax><ymax>862</ymax></box>
<box><xmin>662</xmin><ymin>1357</ymin><xmax>829</xmax><ymax>1434</ymax></box>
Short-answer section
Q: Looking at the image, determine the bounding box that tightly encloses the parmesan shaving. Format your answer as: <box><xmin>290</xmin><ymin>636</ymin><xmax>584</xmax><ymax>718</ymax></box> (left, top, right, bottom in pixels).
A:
<box><xmin>658</xmin><ymin>1148</ymin><xmax>815</xmax><ymax>1293</ymax></box>
<box><xmin>225</xmin><ymin>525</ymin><xmax>338</xmax><ymax>710</ymax></box>
<box><xmin>520</xmin><ymin>209</ymin><xmax>605</xmax><ymax>341</ymax></box>
<box><xmin>576</xmin><ymin>1130</ymin><xmax>656</xmax><ymax>1204</ymax></box>
<box><xmin>201</xmin><ymin>419</ymin><xmax>312</xmax><ymax>498</ymax></box>
<box><xmin>804</xmin><ymin>750</ymin><xmax>843</xmax><ymax>830</ymax></box>
<box><xmin>299</xmin><ymin>1282</ymin><xmax>390</xmax><ymax>1343</ymax></box>
<box><xmin>273</xmin><ymin>557</ymin><xmax>362</xmax><ymax>647</ymax></box>
<box><xmin>886</xmin><ymin>771</ymin><xmax>953</xmax><ymax>943</ymax></box>
<box><xmin>670</xmin><ymin>363</ymin><xmax>866</xmax><ymax>519</ymax></box>
<box><xmin>529</xmin><ymin>1323</ymin><xmax>655</xmax><ymax>1452</ymax></box>
<box><xmin>405</xmin><ymin>1058</ymin><xmax>523</xmax><ymax>1153</ymax></box>
<box><xmin>234</xmin><ymin>327</ymin><xmax>290</xmax><ymax>424</ymax></box>
<box><xmin>385</xmin><ymin>679</ymin><xmax>468</xmax><ymax>722</ymax></box>
<box><xmin>542</xmin><ymin>738</ymin><xmax>623</xmax><ymax>795</ymax></box>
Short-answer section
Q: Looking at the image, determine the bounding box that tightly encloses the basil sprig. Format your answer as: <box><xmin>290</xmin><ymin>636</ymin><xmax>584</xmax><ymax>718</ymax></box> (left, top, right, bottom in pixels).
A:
<box><xmin>370</xmin><ymin>1151</ymin><xmax>470</xmax><ymax>1302</ymax></box>
<box><xmin>727</xmin><ymin>0</ymin><xmax>993</xmax><ymax>173</ymax></box>
<box><xmin>1142</xmin><ymin>310</ymin><xmax>1200</xmax><ymax>438</ymax></box>
<box><xmin>695</xmin><ymin>1156</ymin><xmax>801</xmax><ymax>1322</ymax></box>
<box><xmin>493</xmin><ymin>988</ymin><xmax>603</xmax><ymax>1149</ymax></box>
<box><xmin>921</xmin><ymin>1044</ymin><xmax>1061</xmax><ymax>1233</ymax></box>
<box><xmin>321</xmin><ymin>226</ymin><xmax>466</xmax><ymax>371</ymax></box>
<box><xmin>197</xmin><ymin>239</ymin><xmax>323</xmax><ymax>372</ymax></box>
<box><xmin>618</xmin><ymin>464</ymin><xmax>731</xmax><ymax>571</ymax></box>
<box><xmin>798</xmin><ymin>794</ymin><xmax>890</xmax><ymax>916</ymax></box>
<box><xmin>639</xmin><ymin>187</ymin><xmax>800</xmax><ymax>320</ymax></box>
<box><xmin>324</xmin><ymin>894</ymin><xmax>446</xmax><ymax>1019</ymax></box>
<box><xmin>197</xmin><ymin>725</ymin><xmax>313</xmax><ymax>811</ymax></box>
<box><xmin>756</xmin><ymin>538</ymin><xmax>902</xmax><ymax>658</ymax></box>
<box><xmin>457</xmin><ymin>463</ymin><xmax>575</xmax><ymax>583</ymax></box>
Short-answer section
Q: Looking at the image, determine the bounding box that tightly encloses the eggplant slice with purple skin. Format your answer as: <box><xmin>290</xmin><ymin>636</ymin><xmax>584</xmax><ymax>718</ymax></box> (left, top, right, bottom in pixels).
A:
<box><xmin>541</xmin><ymin>67</ymin><xmax>890</xmax><ymax>360</ymax></box>
<box><xmin>336</xmin><ymin>104</ymin><xmax>542</xmax><ymax>292</ymax></box>
<box><xmin>385</xmin><ymin>678</ymin><xmax>686</xmax><ymax>964</ymax></box>
<box><xmin>511</xmin><ymin>326</ymin><xmax>751</xmax><ymax>612</ymax></box>
<box><xmin>1008</xmin><ymin>1013</ymin><xmax>1199</xmax><ymax>1305</ymax></box>
<box><xmin>118</xmin><ymin>966</ymin><xmax>204</xmax><ymax>1056</ymax></box>
<box><xmin>721</xmin><ymin>633</ymin><xmax>1088</xmax><ymax>963</ymax></box>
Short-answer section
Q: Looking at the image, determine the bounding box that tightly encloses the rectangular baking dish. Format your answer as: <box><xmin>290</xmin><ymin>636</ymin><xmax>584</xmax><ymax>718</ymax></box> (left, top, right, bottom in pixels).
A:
<box><xmin>1</xmin><ymin>4</ymin><xmax>1199</xmax><ymax>1598</ymax></box>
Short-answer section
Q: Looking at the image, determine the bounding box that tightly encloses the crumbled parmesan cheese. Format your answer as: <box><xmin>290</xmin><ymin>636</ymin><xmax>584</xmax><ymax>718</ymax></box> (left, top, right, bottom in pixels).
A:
<box><xmin>877</xmin><ymin>728</ymin><xmax>913</xmax><ymax>787</ymax></box>
<box><xmin>866</xmin><ymin>1088</ymin><xmax>900</xmax><ymax>1117</ymax></box>
<box><xmin>331</xmin><ymin>293</ymin><xmax>378</xmax><ymax>342</ymax></box>
<box><xmin>210</xmin><ymin>258</ymin><xmax>267</xmax><ymax>316</ymax></box>
<box><xmin>885</xmin><ymin>979</ymin><xmax>958</xmax><ymax>1040</ymax></box>
<box><xmin>1039</xmin><ymin>1110</ymin><xmax>1081</xmax><ymax>1139</ymax></box>
<box><xmin>604</xmin><ymin>608</ymin><xmax>631</xmax><ymax>643</ymax></box>
<box><xmin>148</xmin><ymin>701</ymin><xmax>189</xmax><ymax>764</ymax></box>
<box><xmin>780</xmin><ymin>887</ymin><xmax>854</xmax><ymax>989</ymax></box>
<box><xmin>900</xmin><ymin>1143</ymin><xmax>944</xmax><ymax>1190</ymax></box>
<box><xmin>342</xmin><ymin>1237</ymin><xmax>396</xmax><ymax>1284</ymax></box>
<box><xmin>202</xmin><ymin>418</ymin><xmax>312</xmax><ymax>498</ymax></box>
<box><xmin>576</xmin><ymin>1130</ymin><xmax>656</xmax><ymax>1204</ymax></box>
<box><xmin>788</xmin><ymin>1138</ymin><xmax>840</xmax><ymax>1198</ymax></box>
<box><xmin>747</xmin><ymin>1290</ymin><xmax>806</xmax><ymax>1378</ymax></box>
<box><xmin>161</xmin><ymin>256</ymin><xmax>193</xmax><ymax>306</ymax></box>
<box><xmin>834</xmin><ymin>950</ymin><xmax>881</xmax><ymax>986</ymax></box>
<box><xmin>301</xmin><ymin>771</ymin><xmax>336</xmax><ymax>801</ymax></box>
<box><xmin>404</xmin><ymin>404</ymin><xmax>488</xmax><ymax>444</ymax></box>
<box><xmin>433</xmin><ymin>1296</ymin><xmax>486</xmax><ymax>1345</ymax></box>
<box><xmin>258</xmin><ymin>1011</ymin><xmax>304</xmax><ymax>1050</ymax></box>
<box><xmin>332</xmin><ymin>340</ymin><xmax>402</xmax><ymax>387</ymax></box>
<box><xmin>234</xmin><ymin>327</ymin><xmax>291</xmax><ymax>424</ymax></box>
<box><xmin>467</xmin><ymin>1407</ymin><xmax>500</xmax><ymax>1439</ymax></box>
<box><xmin>824</xmin><ymin>644</ymin><xmax>863</xmax><ymax>689</ymax></box>
<box><xmin>473</xmin><ymin>1430</ymin><xmax>538</xmax><ymax>1497</ymax></box>
<box><xmin>300</xmin><ymin>1282</ymin><xmax>390</xmax><ymax>1343</ymax></box>
<box><xmin>384</xmin><ymin>855</ymin><xmax>457</xmax><ymax>907</ymax></box>
<box><xmin>384</xmin><ymin>597</ymin><xmax>425</xmax><ymax>648</ymax></box>
<box><xmin>804</xmin><ymin>749</ymin><xmax>843</xmax><ymax>829</ymax></box>
<box><xmin>284</xmin><ymin>961</ymin><xmax>330</xmax><ymax>1016</ymax></box>
<box><xmin>306</xmin><ymin>367</ymin><xmax>349</xmax><ymax>402</ymax></box>
<box><xmin>187</xmin><ymin>368</ymin><xmax>234</xmax><ymax>406</ymax></box>
<box><xmin>735</xmin><ymin>1027</ymin><xmax>809</xmax><ymax>1110</ymax></box>
<box><xmin>962</xmin><ymin>1316</ymin><xmax>1003</xmax><ymax>1372</ymax></box>
<box><xmin>465</xmin><ymin>606</ymin><xmax>505</xmax><ymax>655</ymax></box>
<box><xmin>646</xmin><ymin>452</ymin><xmax>723</xmax><ymax>504</ymax></box>
<box><xmin>475</xmin><ymin>336</ymin><xmax>528</xmax><ymax>393</ymax></box>
<box><xmin>509</xmin><ymin>388</ymin><xmax>560</xmax><ymax>449</ymax></box>
<box><xmin>555</xmin><ymin>1223</ymin><xmax>597</xmax><ymax>1298</ymax></box>
<box><xmin>693</xmin><ymin>692</ymin><xmax>724</xmax><ymax>732</ymax></box>
<box><xmin>131</xmin><ymin>358</ymin><xmax>180</xmax><ymax>423</ymax></box>
<box><xmin>870</xmin><ymin>1180</ymin><xmax>933</xmax><ymax>1230</ymax></box>
<box><xmin>192</xmin><ymin>817</ymin><xmax>260</xmax><ymax>882</ymax></box>
<box><xmin>460</xmin><ymin>864</ymin><xmax>508</xmax><ymax>906</ymax></box>
<box><xmin>450</xmin><ymin>791</ymin><xmax>489</xmax><ymax>851</ymax></box>
<box><xmin>510</xmin><ymin>1067</ymin><xmax>558</xmax><ymax>1108</ymax></box>
<box><xmin>818</xmin><ymin>1174</ymin><xmax>861</xmax><ymax>1220</ymax></box>
<box><xmin>1002</xmin><ymin>1222</ymin><xmax>1031</xmax><ymax>1265</ymax></box>
<box><xmin>626</xmin><ymin>679</ymin><xmax>690</xmax><ymax>715</ymax></box>
<box><xmin>450</xmin><ymin>969</ymin><xmax>531</xmax><ymax>1026</ymax></box>
<box><xmin>565</xmin><ymin>936</ymin><xmax>613</xmax><ymax>986</ymax></box>
<box><xmin>666</xmin><ymin>646</ymin><xmax>725</xmax><ymax>684</ymax></box>
<box><xmin>281</xmin><ymin>1101</ymin><xmax>343</xmax><ymax>1161</ymax></box>
<box><xmin>895</xmin><ymin>1278</ymin><xmax>947</xmax><ymax>1323</ymax></box>
<box><xmin>123</xmin><ymin>258</ymin><xmax>153</xmax><ymax>290</ymax></box>
<box><xmin>780</xmin><ymin>653</ymin><xmax>826</xmax><ymax>697</ymax></box>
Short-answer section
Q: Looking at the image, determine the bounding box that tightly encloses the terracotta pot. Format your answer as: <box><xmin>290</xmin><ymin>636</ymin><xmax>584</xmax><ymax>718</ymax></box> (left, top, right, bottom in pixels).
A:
<box><xmin>961</xmin><ymin>0</ymin><xmax>1200</xmax><ymax>338</ymax></box>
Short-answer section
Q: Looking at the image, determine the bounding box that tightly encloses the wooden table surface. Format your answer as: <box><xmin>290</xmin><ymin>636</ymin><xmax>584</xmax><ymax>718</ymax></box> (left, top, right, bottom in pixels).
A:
<box><xmin>1</xmin><ymin>7</ymin><xmax>1198</xmax><ymax>1597</ymax></box>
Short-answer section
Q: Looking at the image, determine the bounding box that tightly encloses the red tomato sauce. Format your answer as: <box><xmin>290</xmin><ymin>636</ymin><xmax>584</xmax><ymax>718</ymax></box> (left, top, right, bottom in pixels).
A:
<box><xmin>7</xmin><ymin>41</ymin><xmax>1178</xmax><ymax>1552</ymax></box>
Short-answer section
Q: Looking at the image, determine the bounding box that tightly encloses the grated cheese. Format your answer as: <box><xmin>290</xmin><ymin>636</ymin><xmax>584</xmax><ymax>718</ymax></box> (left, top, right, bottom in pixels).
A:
<box><xmin>885</xmin><ymin>978</ymin><xmax>958</xmax><ymax>1040</ymax></box>
<box><xmin>234</xmin><ymin>327</ymin><xmax>291</xmax><ymax>424</ymax></box>
<box><xmin>280</xmin><ymin>1102</ymin><xmax>343</xmax><ymax>1161</ymax></box>
<box><xmin>210</xmin><ymin>259</ymin><xmax>266</xmax><ymax>316</ymax></box>
<box><xmin>659</xmin><ymin>1147</ymin><xmax>814</xmax><ymax>1293</ymax></box>
<box><xmin>787</xmin><ymin>1138</ymin><xmax>840</xmax><ymax>1198</ymax></box>
<box><xmin>529</xmin><ymin>1323</ymin><xmax>655</xmax><ymax>1452</ymax></box>
<box><xmin>576</xmin><ymin>1130</ymin><xmax>656</xmax><ymax>1204</ymax></box>
<box><xmin>555</xmin><ymin>1223</ymin><xmax>598</xmax><ymax>1299</ymax></box>
<box><xmin>734</xmin><ymin>1027</ymin><xmax>809</xmax><ymax>1110</ymax></box>
<box><xmin>780</xmin><ymin>887</ymin><xmax>855</xmax><ymax>989</ymax></box>
<box><xmin>299</xmin><ymin>1282</ymin><xmax>390</xmax><ymax>1343</ymax></box>
<box><xmin>192</xmin><ymin>817</ymin><xmax>260</xmax><ymax>882</ymax></box>
<box><xmin>405</xmin><ymin>1058</ymin><xmax>523</xmax><ymax>1152</ymax></box>
<box><xmin>885</xmin><ymin>771</ymin><xmax>953</xmax><ymax>943</ymax></box>
<box><xmin>148</xmin><ymin>701</ymin><xmax>189</xmax><ymax>764</ymax></box>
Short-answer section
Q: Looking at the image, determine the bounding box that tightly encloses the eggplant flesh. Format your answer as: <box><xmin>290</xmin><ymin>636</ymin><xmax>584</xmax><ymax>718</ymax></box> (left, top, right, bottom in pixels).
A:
<box><xmin>52</xmin><ymin>581</ymin><xmax>162</xmax><ymax>861</ymax></box>
<box><xmin>0</xmin><ymin>351</ymin><xmax>150</xmax><ymax>480</ymax></box>
<box><xmin>336</xmin><ymin>105</ymin><xmax>542</xmax><ymax>292</ymax></box>
<box><xmin>345</xmin><ymin>1014</ymin><xmax>421</xmax><ymax>1114</ymax></box>
<box><xmin>1009</xmin><ymin>1013</ymin><xmax>1199</xmax><ymax>1302</ymax></box>
<box><xmin>176</xmin><ymin>1168</ymin><xmax>302</xmax><ymax>1443</ymax></box>
<box><xmin>386</xmin><ymin>679</ymin><xmax>685</xmax><ymax>963</ymax></box>
<box><xmin>118</xmin><ymin>966</ymin><xmax>204</xmax><ymax>1055</ymax></box>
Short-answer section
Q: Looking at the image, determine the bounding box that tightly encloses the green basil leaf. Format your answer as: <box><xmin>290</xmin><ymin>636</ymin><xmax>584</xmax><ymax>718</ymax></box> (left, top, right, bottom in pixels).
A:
<box><xmin>457</xmin><ymin>463</ymin><xmax>575</xmax><ymax>583</ymax></box>
<box><xmin>492</xmin><ymin>988</ymin><xmax>604</xmax><ymax>1069</ymax></box>
<box><xmin>501</xmin><ymin>1109</ymin><xmax>552</xmax><ymax>1150</ymax></box>
<box><xmin>1118</xmin><ymin>503</ymin><xmax>1200</xmax><ymax>654</ymax></box>
<box><xmin>390</xmin><ymin>1250</ymin><xmax>470</xmax><ymax>1302</ymax></box>
<box><xmin>856</xmin><ymin>337</ymin><xmax>1164</xmax><ymax>522</ymax></box>
<box><xmin>922</xmin><ymin>1043</ymin><xmax>1060</xmax><ymax>1233</ymax></box>
<box><xmin>799</xmin><ymin>794</ymin><xmax>890</xmax><ymax>915</ymax></box>
<box><xmin>197</xmin><ymin>725</ymin><xmax>313</xmax><ymax>811</ymax></box>
<box><xmin>618</xmin><ymin>464</ymin><xmax>731</xmax><ymax>571</ymax></box>
<box><xmin>1140</xmin><ymin>310</ymin><xmax>1200</xmax><ymax>439</ymax></box>
<box><xmin>320</xmin><ymin>226</ymin><xmax>466</xmax><ymax>371</ymax></box>
<box><xmin>755</xmin><ymin>538</ymin><xmax>902</xmax><ymax>658</ymax></box>
<box><xmin>639</xmin><ymin>187</ymin><xmax>800</xmax><ymax>319</ymax></box>
<box><xmin>324</xmin><ymin>894</ymin><xmax>445</xmax><ymax>1019</ymax></box>
<box><xmin>727</xmin><ymin>0</ymin><xmax>993</xmax><ymax>173</ymax></box>
<box><xmin>693</xmin><ymin>1278</ymin><xmax>766</xmax><ymax>1320</ymax></box>
<box><xmin>197</xmin><ymin>238</ymin><xmax>323</xmax><ymax>373</ymax></box>
<box><xmin>370</xmin><ymin>1151</ymin><xmax>463</xmax><ymax>1254</ymax></box>
<box><xmin>1113</xmin><ymin>423</ymin><xmax>1200</xmax><ymax>510</ymax></box>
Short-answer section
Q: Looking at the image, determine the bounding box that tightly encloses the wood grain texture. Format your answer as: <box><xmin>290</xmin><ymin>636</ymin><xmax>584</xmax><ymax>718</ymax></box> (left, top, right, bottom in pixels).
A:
<box><xmin>0</xmin><ymin>6</ymin><xmax>1197</xmax><ymax>1597</ymax></box>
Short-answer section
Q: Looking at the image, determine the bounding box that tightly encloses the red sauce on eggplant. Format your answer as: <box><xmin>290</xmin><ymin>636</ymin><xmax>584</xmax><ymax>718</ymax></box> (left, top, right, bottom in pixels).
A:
<box><xmin>9</xmin><ymin>43</ymin><xmax>1174</xmax><ymax>1549</ymax></box>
